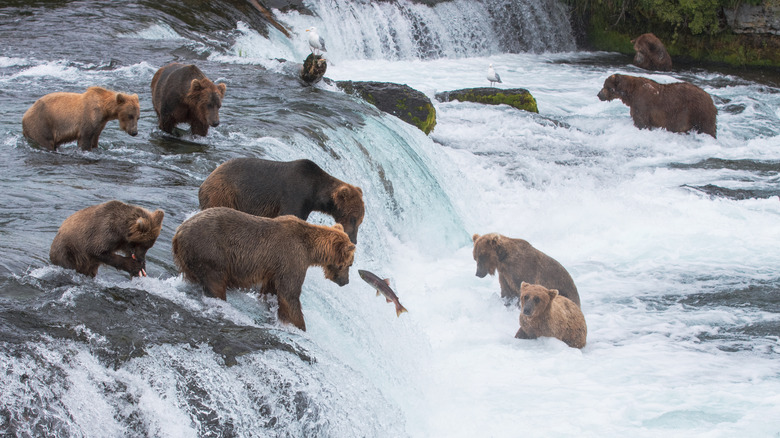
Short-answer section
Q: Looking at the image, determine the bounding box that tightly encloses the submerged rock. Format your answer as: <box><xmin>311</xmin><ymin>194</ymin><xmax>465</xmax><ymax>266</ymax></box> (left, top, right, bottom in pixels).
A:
<box><xmin>337</xmin><ymin>81</ymin><xmax>437</xmax><ymax>134</ymax></box>
<box><xmin>301</xmin><ymin>53</ymin><xmax>327</xmax><ymax>84</ymax></box>
<box><xmin>435</xmin><ymin>87</ymin><xmax>539</xmax><ymax>113</ymax></box>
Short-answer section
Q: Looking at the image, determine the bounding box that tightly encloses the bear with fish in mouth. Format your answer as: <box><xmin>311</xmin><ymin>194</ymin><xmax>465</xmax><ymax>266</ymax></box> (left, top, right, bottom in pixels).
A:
<box><xmin>22</xmin><ymin>86</ymin><xmax>140</xmax><ymax>151</ymax></box>
<box><xmin>151</xmin><ymin>63</ymin><xmax>226</xmax><ymax>136</ymax></box>
<box><xmin>49</xmin><ymin>200</ymin><xmax>164</xmax><ymax>278</ymax></box>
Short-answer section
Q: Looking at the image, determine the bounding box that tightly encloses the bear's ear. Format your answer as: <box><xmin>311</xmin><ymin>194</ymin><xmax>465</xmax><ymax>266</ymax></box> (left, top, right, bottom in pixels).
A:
<box><xmin>151</xmin><ymin>209</ymin><xmax>165</xmax><ymax>227</ymax></box>
<box><xmin>472</xmin><ymin>234</ymin><xmax>480</xmax><ymax>243</ymax></box>
<box><xmin>216</xmin><ymin>83</ymin><xmax>226</xmax><ymax>97</ymax></box>
<box><xmin>548</xmin><ymin>289</ymin><xmax>559</xmax><ymax>300</ymax></box>
<box><xmin>134</xmin><ymin>216</ymin><xmax>151</xmax><ymax>233</ymax></box>
<box><xmin>521</xmin><ymin>281</ymin><xmax>529</xmax><ymax>288</ymax></box>
<box><xmin>333</xmin><ymin>223</ymin><xmax>345</xmax><ymax>232</ymax></box>
<box><xmin>190</xmin><ymin>79</ymin><xmax>204</xmax><ymax>93</ymax></box>
<box><xmin>116</xmin><ymin>93</ymin><xmax>126</xmax><ymax>105</ymax></box>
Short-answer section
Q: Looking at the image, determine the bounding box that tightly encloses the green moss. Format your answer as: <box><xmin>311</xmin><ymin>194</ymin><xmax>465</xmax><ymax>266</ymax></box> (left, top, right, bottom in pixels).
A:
<box><xmin>459</xmin><ymin>91</ymin><xmax>539</xmax><ymax>113</ymax></box>
<box><xmin>410</xmin><ymin>103</ymin><xmax>437</xmax><ymax>135</ymax></box>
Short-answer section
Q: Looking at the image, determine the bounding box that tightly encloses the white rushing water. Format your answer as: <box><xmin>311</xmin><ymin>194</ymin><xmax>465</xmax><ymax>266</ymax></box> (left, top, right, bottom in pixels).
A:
<box><xmin>3</xmin><ymin>0</ymin><xmax>780</xmax><ymax>436</ymax></box>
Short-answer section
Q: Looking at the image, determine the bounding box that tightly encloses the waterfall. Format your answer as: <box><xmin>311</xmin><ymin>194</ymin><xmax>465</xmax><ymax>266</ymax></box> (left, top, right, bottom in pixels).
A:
<box><xmin>275</xmin><ymin>0</ymin><xmax>577</xmax><ymax>61</ymax></box>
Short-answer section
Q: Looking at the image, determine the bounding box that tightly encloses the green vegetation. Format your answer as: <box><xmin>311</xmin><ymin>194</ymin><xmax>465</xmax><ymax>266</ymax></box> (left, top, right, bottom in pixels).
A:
<box><xmin>568</xmin><ymin>0</ymin><xmax>780</xmax><ymax>67</ymax></box>
<box><xmin>410</xmin><ymin>103</ymin><xmax>437</xmax><ymax>135</ymax></box>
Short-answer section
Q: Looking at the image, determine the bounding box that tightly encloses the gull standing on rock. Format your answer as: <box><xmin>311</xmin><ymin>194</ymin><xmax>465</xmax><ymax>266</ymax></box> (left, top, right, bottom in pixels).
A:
<box><xmin>487</xmin><ymin>63</ymin><xmax>502</xmax><ymax>87</ymax></box>
<box><xmin>306</xmin><ymin>27</ymin><xmax>326</xmax><ymax>55</ymax></box>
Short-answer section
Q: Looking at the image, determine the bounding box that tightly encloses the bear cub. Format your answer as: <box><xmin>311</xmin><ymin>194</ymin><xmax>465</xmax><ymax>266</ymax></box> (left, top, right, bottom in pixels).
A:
<box><xmin>22</xmin><ymin>86</ymin><xmax>140</xmax><ymax>151</ymax></box>
<box><xmin>172</xmin><ymin>208</ymin><xmax>356</xmax><ymax>331</ymax></box>
<box><xmin>516</xmin><ymin>282</ymin><xmax>587</xmax><ymax>349</ymax></box>
<box><xmin>50</xmin><ymin>200</ymin><xmax>164</xmax><ymax>278</ymax></box>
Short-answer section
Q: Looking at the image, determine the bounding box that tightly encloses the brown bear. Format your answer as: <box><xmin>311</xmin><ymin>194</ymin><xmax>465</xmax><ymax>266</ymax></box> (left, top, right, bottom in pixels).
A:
<box><xmin>472</xmin><ymin>233</ymin><xmax>580</xmax><ymax>307</ymax></box>
<box><xmin>50</xmin><ymin>200</ymin><xmax>164</xmax><ymax>278</ymax></box>
<box><xmin>632</xmin><ymin>33</ymin><xmax>672</xmax><ymax>71</ymax></box>
<box><xmin>171</xmin><ymin>208</ymin><xmax>356</xmax><ymax>331</ymax></box>
<box><xmin>516</xmin><ymin>282</ymin><xmax>587</xmax><ymax>349</ymax></box>
<box><xmin>198</xmin><ymin>158</ymin><xmax>365</xmax><ymax>244</ymax></box>
<box><xmin>22</xmin><ymin>86</ymin><xmax>140</xmax><ymax>151</ymax></box>
<box><xmin>598</xmin><ymin>73</ymin><xmax>717</xmax><ymax>138</ymax></box>
<box><xmin>150</xmin><ymin>63</ymin><xmax>226</xmax><ymax>136</ymax></box>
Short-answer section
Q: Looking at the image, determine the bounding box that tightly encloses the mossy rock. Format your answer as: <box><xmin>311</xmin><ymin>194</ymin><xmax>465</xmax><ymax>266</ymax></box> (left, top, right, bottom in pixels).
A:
<box><xmin>337</xmin><ymin>81</ymin><xmax>437</xmax><ymax>134</ymax></box>
<box><xmin>435</xmin><ymin>87</ymin><xmax>539</xmax><ymax>113</ymax></box>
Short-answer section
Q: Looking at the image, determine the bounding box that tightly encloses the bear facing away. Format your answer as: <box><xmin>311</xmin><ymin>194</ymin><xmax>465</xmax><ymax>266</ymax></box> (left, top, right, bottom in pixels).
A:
<box><xmin>172</xmin><ymin>208</ymin><xmax>356</xmax><ymax>331</ymax></box>
<box><xmin>150</xmin><ymin>63</ymin><xmax>226</xmax><ymax>136</ymax></box>
<box><xmin>632</xmin><ymin>33</ymin><xmax>672</xmax><ymax>71</ymax></box>
<box><xmin>516</xmin><ymin>282</ymin><xmax>587</xmax><ymax>349</ymax></box>
<box><xmin>198</xmin><ymin>158</ymin><xmax>365</xmax><ymax>244</ymax></box>
<box><xmin>22</xmin><ymin>86</ymin><xmax>140</xmax><ymax>151</ymax></box>
<box><xmin>598</xmin><ymin>73</ymin><xmax>717</xmax><ymax>138</ymax></box>
<box><xmin>472</xmin><ymin>233</ymin><xmax>580</xmax><ymax>307</ymax></box>
<box><xmin>50</xmin><ymin>200</ymin><xmax>164</xmax><ymax>278</ymax></box>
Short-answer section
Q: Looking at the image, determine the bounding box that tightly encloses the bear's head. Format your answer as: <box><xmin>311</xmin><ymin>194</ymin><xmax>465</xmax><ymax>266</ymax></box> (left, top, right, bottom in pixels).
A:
<box><xmin>332</xmin><ymin>184</ymin><xmax>365</xmax><ymax>244</ymax></box>
<box><xmin>124</xmin><ymin>209</ymin><xmax>165</xmax><ymax>268</ymax></box>
<box><xmin>520</xmin><ymin>282</ymin><xmax>557</xmax><ymax>318</ymax></box>
<box><xmin>189</xmin><ymin>78</ymin><xmax>227</xmax><ymax>130</ymax></box>
<box><xmin>597</xmin><ymin>74</ymin><xmax>629</xmax><ymax>102</ymax></box>
<box><xmin>116</xmin><ymin>93</ymin><xmax>140</xmax><ymax>137</ymax></box>
<box><xmin>323</xmin><ymin>224</ymin><xmax>356</xmax><ymax>287</ymax></box>
<box><xmin>472</xmin><ymin>233</ymin><xmax>505</xmax><ymax>278</ymax></box>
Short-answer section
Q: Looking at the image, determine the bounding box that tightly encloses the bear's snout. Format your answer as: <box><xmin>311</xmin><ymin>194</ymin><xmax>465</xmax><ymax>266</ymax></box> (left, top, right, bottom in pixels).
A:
<box><xmin>475</xmin><ymin>267</ymin><xmax>488</xmax><ymax>278</ymax></box>
<box><xmin>210</xmin><ymin>120</ymin><xmax>220</xmax><ymax>127</ymax></box>
<box><xmin>597</xmin><ymin>89</ymin><xmax>609</xmax><ymax>101</ymax></box>
<box><xmin>522</xmin><ymin>305</ymin><xmax>533</xmax><ymax>316</ymax></box>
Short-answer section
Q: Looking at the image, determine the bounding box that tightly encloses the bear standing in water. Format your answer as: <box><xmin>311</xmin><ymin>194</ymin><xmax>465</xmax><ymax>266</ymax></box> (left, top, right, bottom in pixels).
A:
<box><xmin>198</xmin><ymin>158</ymin><xmax>365</xmax><ymax>244</ymax></box>
<box><xmin>22</xmin><ymin>87</ymin><xmax>140</xmax><ymax>151</ymax></box>
<box><xmin>50</xmin><ymin>200</ymin><xmax>164</xmax><ymax>278</ymax></box>
<box><xmin>632</xmin><ymin>33</ymin><xmax>672</xmax><ymax>71</ymax></box>
<box><xmin>472</xmin><ymin>233</ymin><xmax>580</xmax><ymax>307</ymax></box>
<box><xmin>150</xmin><ymin>63</ymin><xmax>226</xmax><ymax>136</ymax></box>
<box><xmin>598</xmin><ymin>73</ymin><xmax>717</xmax><ymax>138</ymax></box>
<box><xmin>172</xmin><ymin>208</ymin><xmax>356</xmax><ymax>331</ymax></box>
<box><xmin>516</xmin><ymin>282</ymin><xmax>587</xmax><ymax>349</ymax></box>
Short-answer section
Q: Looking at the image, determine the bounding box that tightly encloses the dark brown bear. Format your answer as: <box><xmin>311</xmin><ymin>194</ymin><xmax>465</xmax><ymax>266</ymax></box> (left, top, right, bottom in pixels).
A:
<box><xmin>22</xmin><ymin>86</ymin><xmax>140</xmax><ymax>151</ymax></box>
<box><xmin>632</xmin><ymin>33</ymin><xmax>672</xmax><ymax>71</ymax></box>
<box><xmin>598</xmin><ymin>73</ymin><xmax>717</xmax><ymax>138</ymax></box>
<box><xmin>172</xmin><ymin>208</ymin><xmax>356</xmax><ymax>331</ymax></box>
<box><xmin>472</xmin><ymin>233</ymin><xmax>580</xmax><ymax>307</ymax></box>
<box><xmin>198</xmin><ymin>158</ymin><xmax>365</xmax><ymax>244</ymax></box>
<box><xmin>516</xmin><ymin>282</ymin><xmax>587</xmax><ymax>349</ymax></box>
<box><xmin>50</xmin><ymin>200</ymin><xmax>164</xmax><ymax>278</ymax></box>
<box><xmin>150</xmin><ymin>63</ymin><xmax>226</xmax><ymax>136</ymax></box>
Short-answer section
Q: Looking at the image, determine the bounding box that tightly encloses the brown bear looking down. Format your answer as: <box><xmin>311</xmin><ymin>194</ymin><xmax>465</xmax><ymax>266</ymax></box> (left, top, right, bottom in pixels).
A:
<box><xmin>50</xmin><ymin>200</ymin><xmax>164</xmax><ymax>278</ymax></box>
<box><xmin>632</xmin><ymin>33</ymin><xmax>672</xmax><ymax>71</ymax></box>
<box><xmin>516</xmin><ymin>282</ymin><xmax>587</xmax><ymax>349</ymax></box>
<box><xmin>198</xmin><ymin>158</ymin><xmax>365</xmax><ymax>244</ymax></box>
<box><xmin>598</xmin><ymin>73</ymin><xmax>717</xmax><ymax>138</ymax></box>
<box><xmin>172</xmin><ymin>208</ymin><xmax>356</xmax><ymax>331</ymax></box>
<box><xmin>22</xmin><ymin>86</ymin><xmax>140</xmax><ymax>151</ymax></box>
<box><xmin>150</xmin><ymin>63</ymin><xmax>226</xmax><ymax>136</ymax></box>
<box><xmin>472</xmin><ymin>233</ymin><xmax>580</xmax><ymax>308</ymax></box>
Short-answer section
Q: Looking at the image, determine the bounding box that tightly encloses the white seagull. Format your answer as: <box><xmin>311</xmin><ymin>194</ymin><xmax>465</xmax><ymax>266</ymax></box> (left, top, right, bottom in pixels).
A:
<box><xmin>487</xmin><ymin>63</ymin><xmax>502</xmax><ymax>87</ymax></box>
<box><xmin>306</xmin><ymin>27</ymin><xmax>327</xmax><ymax>55</ymax></box>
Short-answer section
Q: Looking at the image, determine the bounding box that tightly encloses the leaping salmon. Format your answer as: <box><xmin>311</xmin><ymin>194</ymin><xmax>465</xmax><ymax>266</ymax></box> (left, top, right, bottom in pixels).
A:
<box><xmin>358</xmin><ymin>269</ymin><xmax>408</xmax><ymax>317</ymax></box>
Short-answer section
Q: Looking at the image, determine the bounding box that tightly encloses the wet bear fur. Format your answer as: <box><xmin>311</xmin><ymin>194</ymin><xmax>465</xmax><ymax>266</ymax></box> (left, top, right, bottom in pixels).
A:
<box><xmin>632</xmin><ymin>33</ymin><xmax>672</xmax><ymax>71</ymax></box>
<box><xmin>516</xmin><ymin>282</ymin><xmax>587</xmax><ymax>349</ymax></box>
<box><xmin>49</xmin><ymin>200</ymin><xmax>164</xmax><ymax>277</ymax></box>
<box><xmin>198</xmin><ymin>158</ymin><xmax>365</xmax><ymax>244</ymax></box>
<box><xmin>150</xmin><ymin>63</ymin><xmax>226</xmax><ymax>136</ymax></box>
<box><xmin>171</xmin><ymin>208</ymin><xmax>356</xmax><ymax>331</ymax></box>
<box><xmin>598</xmin><ymin>73</ymin><xmax>717</xmax><ymax>138</ymax></box>
<box><xmin>22</xmin><ymin>86</ymin><xmax>140</xmax><ymax>151</ymax></box>
<box><xmin>472</xmin><ymin>233</ymin><xmax>580</xmax><ymax>307</ymax></box>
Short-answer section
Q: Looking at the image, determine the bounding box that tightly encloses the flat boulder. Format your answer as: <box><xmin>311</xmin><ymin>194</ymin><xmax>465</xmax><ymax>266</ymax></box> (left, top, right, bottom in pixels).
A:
<box><xmin>435</xmin><ymin>87</ymin><xmax>538</xmax><ymax>113</ymax></box>
<box><xmin>337</xmin><ymin>81</ymin><xmax>436</xmax><ymax>134</ymax></box>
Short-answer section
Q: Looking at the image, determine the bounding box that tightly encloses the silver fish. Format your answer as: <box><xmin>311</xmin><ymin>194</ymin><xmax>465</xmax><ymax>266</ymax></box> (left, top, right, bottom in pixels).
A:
<box><xmin>358</xmin><ymin>269</ymin><xmax>408</xmax><ymax>317</ymax></box>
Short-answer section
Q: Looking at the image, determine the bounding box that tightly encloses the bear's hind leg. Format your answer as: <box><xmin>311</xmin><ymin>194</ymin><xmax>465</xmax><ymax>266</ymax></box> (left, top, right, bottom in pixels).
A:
<box><xmin>202</xmin><ymin>273</ymin><xmax>228</xmax><ymax>300</ymax></box>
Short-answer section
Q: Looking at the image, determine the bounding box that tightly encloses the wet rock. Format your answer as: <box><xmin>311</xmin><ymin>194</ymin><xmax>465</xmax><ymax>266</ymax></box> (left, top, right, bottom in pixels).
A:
<box><xmin>435</xmin><ymin>87</ymin><xmax>539</xmax><ymax>113</ymax></box>
<box><xmin>300</xmin><ymin>53</ymin><xmax>327</xmax><ymax>85</ymax></box>
<box><xmin>724</xmin><ymin>1</ymin><xmax>780</xmax><ymax>35</ymax></box>
<box><xmin>337</xmin><ymin>81</ymin><xmax>437</xmax><ymax>134</ymax></box>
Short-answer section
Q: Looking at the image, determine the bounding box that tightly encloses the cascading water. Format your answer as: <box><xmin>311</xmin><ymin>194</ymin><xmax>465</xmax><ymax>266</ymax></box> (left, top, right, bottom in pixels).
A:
<box><xmin>2</xmin><ymin>0</ymin><xmax>780</xmax><ymax>436</ymax></box>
